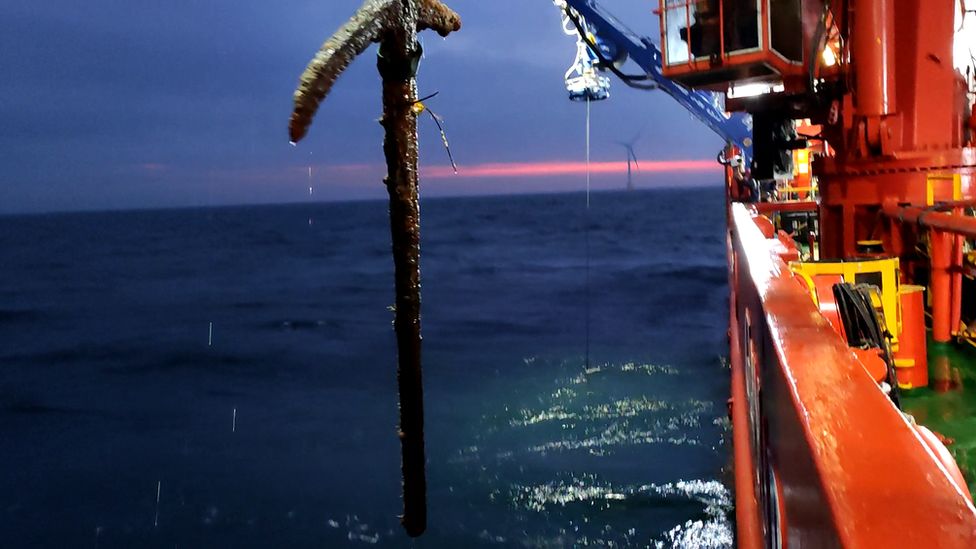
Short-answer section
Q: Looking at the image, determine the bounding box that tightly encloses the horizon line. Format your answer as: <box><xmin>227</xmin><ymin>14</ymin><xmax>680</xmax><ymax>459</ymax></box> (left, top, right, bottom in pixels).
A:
<box><xmin>422</xmin><ymin>159</ymin><xmax>718</xmax><ymax>178</ymax></box>
<box><xmin>0</xmin><ymin>183</ymin><xmax>722</xmax><ymax>218</ymax></box>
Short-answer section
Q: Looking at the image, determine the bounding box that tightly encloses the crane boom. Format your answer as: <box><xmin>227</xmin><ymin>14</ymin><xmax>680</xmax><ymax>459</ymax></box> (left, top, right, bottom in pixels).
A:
<box><xmin>561</xmin><ymin>0</ymin><xmax>753</xmax><ymax>164</ymax></box>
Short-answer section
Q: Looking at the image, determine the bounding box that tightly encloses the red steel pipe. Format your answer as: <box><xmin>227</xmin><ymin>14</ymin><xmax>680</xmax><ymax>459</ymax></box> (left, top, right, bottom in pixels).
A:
<box><xmin>926</xmin><ymin>199</ymin><xmax>976</xmax><ymax>211</ymax></box>
<box><xmin>881</xmin><ymin>203</ymin><xmax>973</xmax><ymax>342</ymax></box>
<box><xmin>952</xmin><ymin>222</ymin><xmax>964</xmax><ymax>337</ymax></box>
<box><xmin>752</xmin><ymin>201</ymin><xmax>818</xmax><ymax>215</ymax></box>
<box><xmin>970</xmin><ymin>101</ymin><xmax>976</xmax><ymax>144</ymax></box>
<box><xmin>930</xmin><ymin>230</ymin><xmax>953</xmax><ymax>343</ymax></box>
<box><xmin>852</xmin><ymin>0</ymin><xmax>896</xmax><ymax>116</ymax></box>
<box><xmin>881</xmin><ymin>203</ymin><xmax>976</xmax><ymax>240</ymax></box>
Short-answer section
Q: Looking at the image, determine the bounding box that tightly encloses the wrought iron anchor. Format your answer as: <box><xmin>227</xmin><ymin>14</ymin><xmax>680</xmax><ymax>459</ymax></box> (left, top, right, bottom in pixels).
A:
<box><xmin>288</xmin><ymin>0</ymin><xmax>460</xmax><ymax>538</ymax></box>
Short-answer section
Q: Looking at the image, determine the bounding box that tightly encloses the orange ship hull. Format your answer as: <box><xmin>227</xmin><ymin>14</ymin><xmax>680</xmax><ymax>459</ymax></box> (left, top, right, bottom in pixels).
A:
<box><xmin>726</xmin><ymin>202</ymin><xmax>976</xmax><ymax>547</ymax></box>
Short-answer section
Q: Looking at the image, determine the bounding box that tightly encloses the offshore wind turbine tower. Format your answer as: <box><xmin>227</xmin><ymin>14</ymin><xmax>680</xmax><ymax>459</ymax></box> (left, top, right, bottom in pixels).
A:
<box><xmin>616</xmin><ymin>137</ymin><xmax>641</xmax><ymax>191</ymax></box>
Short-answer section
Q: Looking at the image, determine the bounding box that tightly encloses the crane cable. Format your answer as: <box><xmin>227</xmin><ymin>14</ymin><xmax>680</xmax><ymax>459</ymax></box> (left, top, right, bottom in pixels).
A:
<box><xmin>584</xmin><ymin>96</ymin><xmax>592</xmax><ymax>368</ymax></box>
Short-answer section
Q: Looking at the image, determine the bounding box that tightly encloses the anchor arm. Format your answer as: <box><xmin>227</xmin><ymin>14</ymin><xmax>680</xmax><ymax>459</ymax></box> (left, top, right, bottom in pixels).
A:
<box><xmin>288</xmin><ymin>0</ymin><xmax>460</xmax><ymax>143</ymax></box>
<box><xmin>418</xmin><ymin>0</ymin><xmax>461</xmax><ymax>36</ymax></box>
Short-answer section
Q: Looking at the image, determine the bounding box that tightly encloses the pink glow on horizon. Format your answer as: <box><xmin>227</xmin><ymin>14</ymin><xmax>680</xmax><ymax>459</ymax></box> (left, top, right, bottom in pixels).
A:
<box><xmin>422</xmin><ymin>159</ymin><xmax>717</xmax><ymax>179</ymax></box>
<box><xmin>139</xmin><ymin>163</ymin><xmax>169</xmax><ymax>172</ymax></box>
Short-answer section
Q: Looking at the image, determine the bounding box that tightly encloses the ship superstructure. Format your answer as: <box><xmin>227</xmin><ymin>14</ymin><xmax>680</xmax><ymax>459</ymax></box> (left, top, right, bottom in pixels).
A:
<box><xmin>557</xmin><ymin>0</ymin><xmax>976</xmax><ymax>545</ymax></box>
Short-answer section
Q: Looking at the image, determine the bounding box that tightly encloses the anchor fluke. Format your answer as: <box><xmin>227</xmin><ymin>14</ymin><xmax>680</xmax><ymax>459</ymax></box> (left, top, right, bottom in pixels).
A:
<box><xmin>288</xmin><ymin>0</ymin><xmax>460</xmax><ymax>144</ymax></box>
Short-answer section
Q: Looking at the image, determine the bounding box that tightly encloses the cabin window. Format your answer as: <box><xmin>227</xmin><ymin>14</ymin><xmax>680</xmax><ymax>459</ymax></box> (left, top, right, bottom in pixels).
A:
<box><xmin>769</xmin><ymin>0</ymin><xmax>803</xmax><ymax>62</ymax></box>
<box><xmin>663</xmin><ymin>0</ymin><xmax>762</xmax><ymax>66</ymax></box>
<box><xmin>663</xmin><ymin>0</ymin><xmax>696</xmax><ymax>64</ymax></box>
<box><xmin>723</xmin><ymin>0</ymin><xmax>760</xmax><ymax>52</ymax></box>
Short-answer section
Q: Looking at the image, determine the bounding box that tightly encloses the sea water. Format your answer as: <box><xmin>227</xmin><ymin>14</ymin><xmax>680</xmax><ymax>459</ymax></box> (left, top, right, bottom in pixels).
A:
<box><xmin>0</xmin><ymin>188</ymin><xmax>731</xmax><ymax>547</ymax></box>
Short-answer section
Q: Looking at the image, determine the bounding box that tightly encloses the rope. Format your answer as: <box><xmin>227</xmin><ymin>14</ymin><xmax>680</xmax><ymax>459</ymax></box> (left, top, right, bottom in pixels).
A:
<box><xmin>584</xmin><ymin>97</ymin><xmax>592</xmax><ymax>368</ymax></box>
<box><xmin>586</xmin><ymin>97</ymin><xmax>591</xmax><ymax>208</ymax></box>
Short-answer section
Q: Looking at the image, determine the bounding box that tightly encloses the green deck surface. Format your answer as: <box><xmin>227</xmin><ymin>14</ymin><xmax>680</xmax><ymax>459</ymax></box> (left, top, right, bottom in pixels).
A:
<box><xmin>900</xmin><ymin>339</ymin><xmax>976</xmax><ymax>500</ymax></box>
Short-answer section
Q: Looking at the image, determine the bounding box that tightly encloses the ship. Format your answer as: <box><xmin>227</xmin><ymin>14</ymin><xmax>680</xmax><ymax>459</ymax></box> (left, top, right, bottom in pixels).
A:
<box><xmin>288</xmin><ymin>0</ymin><xmax>976</xmax><ymax>544</ymax></box>
<box><xmin>554</xmin><ymin>0</ymin><xmax>976</xmax><ymax>545</ymax></box>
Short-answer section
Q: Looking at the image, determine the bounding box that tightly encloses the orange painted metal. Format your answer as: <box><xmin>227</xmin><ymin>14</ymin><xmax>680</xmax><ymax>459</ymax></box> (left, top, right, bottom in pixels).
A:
<box><xmin>667</xmin><ymin>0</ymin><xmax>976</xmax><ymax>543</ymax></box>
<box><xmin>970</xmin><ymin>106</ymin><xmax>976</xmax><ymax>143</ymax></box>
<box><xmin>894</xmin><ymin>285</ymin><xmax>928</xmax><ymax>388</ymax></box>
<box><xmin>730</xmin><ymin>203</ymin><xmax>976</xmax><ymax>546</ymax></box>
<box><xmin>952</xmin><ymin>230</ymin><xmax>964</xmax><ymax>335</ymax></box>
<box><xmin>915</xmin><ymin>425</ymin><xmax>973</xmax><ymax>501</ymax></box>
<box><xmin>880</xmin><ymin>203</ymin><xmax>975</xmax><ymax>343</ymax></box>
<box><xmin>890</xmin><ymin>1</ymin><xmax>965</xmax><ymax>153</ymax></box>
<box><xmin>881</xmin><ymin>203</ymin><xmax>976</xmax><ymax>241</ymax></box>
<box><xmin>813</xmin><ymin>0</ymin><xmax>975</xmax><ymax>259</ymax></box>
<box><xmin>752</xmin><ymin>201</ymin><xmax>817</xmax><ymax>215</ymax></box>
<box><xmin>752</xmin><ymin>213</ymin><xmax>776</xmax><ymax>238</ymax></box>
<box><xmin>851</xmin><ymin>348</ymin><xmax>888</xmax><ymax>384</ymax></box>
<box><xmin>852</xmin><ymin>0</ymin><xmax>896</xmax><ymax>117</ymax></box>
<box><xmin>727</xmin><ymin>261</ymin><xmax>764</xmax><ymax>549</ymax></box>
<box><xmin>772</xmin><ymin>230</ymin><xmax>799</xmax><ymax>262</ymax></box>
<box><xmin>726</xmin><ymin>167</ymin><xmax>763</xmax><ymax>549</ymax></box>
<box><xmin>810</xmin><ymin>274</ymin><xmax>846</xmax><ymax>338</ymax></box>
<box><xmin>931</xmin><ymin>231</ymin><xmax>954</xmax><ymax>343</ymax></box>
<box><xmin>816</xmin><ymin>155</ymin><xmax>976</xmax><ymax>259</ymax></box>
<box><xmin>931</xmin><ymin>350</ymin><xmax>955</xmax><ymax>393</ymax></box>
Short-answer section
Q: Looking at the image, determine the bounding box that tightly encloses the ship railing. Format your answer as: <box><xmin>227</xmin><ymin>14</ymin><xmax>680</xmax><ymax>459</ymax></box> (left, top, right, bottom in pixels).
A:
<box><xmin>727</xmin><ymin>202</ymin><xmax>976</xmax><ymax>547</ymax></box>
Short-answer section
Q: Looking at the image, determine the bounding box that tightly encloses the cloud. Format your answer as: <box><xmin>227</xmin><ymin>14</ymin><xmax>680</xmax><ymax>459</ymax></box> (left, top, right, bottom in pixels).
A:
<box><xmin>0</xmin><ymin>0</ymin><xmax>721</xmax><ymax>213</ymax></box>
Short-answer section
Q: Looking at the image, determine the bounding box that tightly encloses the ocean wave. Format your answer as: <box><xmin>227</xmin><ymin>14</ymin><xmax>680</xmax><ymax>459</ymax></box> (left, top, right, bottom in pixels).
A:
<box><xmin>510</xmin><ymin>396</ymin><xmax>672</xmax><ymax>427</ymax></box>
<box><xmin>508</xmin><ymin>476</ymin><xmax>732</xmax><ymax>548</ymax></box>
<box><xmin>511</xmin><ymin>476</ymin><xmax>729</xmax><ymax>513</ymax></box>
<box><xmin>569</xmin><ymin>361</ymin><xmax>680</xmax><ymax>384</ymax></box>
<box><xmin>261</xmin><ymin>318</ymin><xmax>340</xmax><ymax>332</ymax></box>
<box><xmin>525</xmin><ymin>423</ymin><xmax>704</xmax><ymax>455</ymax></box>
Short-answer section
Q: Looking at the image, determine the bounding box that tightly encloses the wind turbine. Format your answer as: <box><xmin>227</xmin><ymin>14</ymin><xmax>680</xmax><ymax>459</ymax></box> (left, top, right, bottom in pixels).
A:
<box><xmin>616</xmin><ymin>133</ymin><xmax>642</xmax><ymax>191</ymax></box>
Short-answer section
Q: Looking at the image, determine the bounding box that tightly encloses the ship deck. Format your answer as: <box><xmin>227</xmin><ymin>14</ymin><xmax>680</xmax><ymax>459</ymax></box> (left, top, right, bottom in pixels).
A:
<box><xmin>901</xmin><ymin>339</ymin><xmax>976</xmax><ymax>500</ymax></box>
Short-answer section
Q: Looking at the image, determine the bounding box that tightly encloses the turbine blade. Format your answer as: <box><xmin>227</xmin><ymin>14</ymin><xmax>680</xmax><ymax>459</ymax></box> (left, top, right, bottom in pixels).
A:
<box><xmin>632</xmin><ymin>120</ymin><xmax>648</xmax><ymax>144</ymax></box>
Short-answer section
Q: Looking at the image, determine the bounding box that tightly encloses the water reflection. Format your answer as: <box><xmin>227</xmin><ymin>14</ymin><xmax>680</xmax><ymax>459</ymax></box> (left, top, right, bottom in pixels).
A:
<box><xmin>444</xmin><ymin>356</ymin><xmax>732</xmax><ymax>547</ymax></box>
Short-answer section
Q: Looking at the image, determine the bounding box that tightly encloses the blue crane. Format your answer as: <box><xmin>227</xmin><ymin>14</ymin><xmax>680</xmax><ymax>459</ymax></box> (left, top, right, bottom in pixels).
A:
<box><xmin>558</xmin><ymin>0</ymin><xmax>753</xmax><ymax>165</ymax></box>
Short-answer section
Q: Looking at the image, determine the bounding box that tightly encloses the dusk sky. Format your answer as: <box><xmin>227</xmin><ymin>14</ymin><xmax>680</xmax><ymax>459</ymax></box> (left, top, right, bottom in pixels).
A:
<box><xmin>1</xmin><ymin>0</ymin><xmax>723</xmax><ymax>214</ymax></box>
